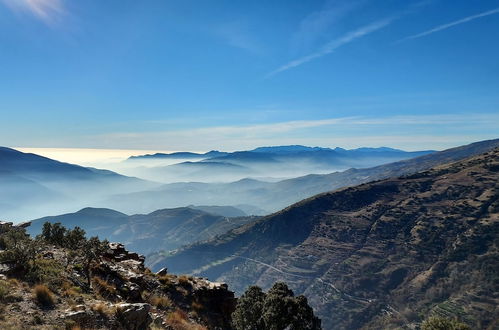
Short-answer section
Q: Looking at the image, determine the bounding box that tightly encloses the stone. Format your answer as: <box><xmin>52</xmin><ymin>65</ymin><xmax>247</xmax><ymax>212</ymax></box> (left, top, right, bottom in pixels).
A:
<box><xmin>64</xmin><ymin>310</ymin><xmax>94</xmax><ymax>324</ymax></box>
<box><xmin>156</xmin><ymin>267</ymin><xmax>168</xmax><ymax>276</ymax></box>
<box><xmin>116</xmin><ymin>303</ymin><xmax>152</xmax><ymax>330</ymax></box>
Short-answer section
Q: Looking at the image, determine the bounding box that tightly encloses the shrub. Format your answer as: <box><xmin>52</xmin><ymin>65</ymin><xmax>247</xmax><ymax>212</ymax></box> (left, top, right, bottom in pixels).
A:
<box><xmin>82</xmin><ymin>237</ymin><xmax>109</xmax><ymax>286</ymax></box>
<box><xmin>0</xmin><ymin>280</ymin><xmax>10</xmax><ymax>302</ymax></box>
<box><xmin>0</xmin><ymin>227</ymin><xmax>39</xmax><ymax>271</ymax></box>
<box><xmin>33</xmin><ymin>284</ymin><xmax>55</xmax><ymax>307</ymax></box>
<box><xmin>422</xmin><ymin>316</ymin><xmax>471</xmax><ymax>330</ymax></box>
<box><xmin>26</xmin><ymin>258</ymin><xmax>64</xmax><ymax>287</ymax></box>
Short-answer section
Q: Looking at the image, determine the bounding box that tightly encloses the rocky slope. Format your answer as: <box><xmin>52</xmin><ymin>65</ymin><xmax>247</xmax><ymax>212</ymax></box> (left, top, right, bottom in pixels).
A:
<box><xmin>0</xmin><ymin>221</ymin><xmax>236</xmax><ymax>329</ymax></box>
<box><xmin>155</xmin><ymin>148</ymin><xmax>499</xmax><ymax>329</ymax></box>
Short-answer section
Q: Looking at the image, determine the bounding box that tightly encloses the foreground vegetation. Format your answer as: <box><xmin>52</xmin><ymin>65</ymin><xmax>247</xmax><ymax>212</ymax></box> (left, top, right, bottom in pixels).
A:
<box><xmin>0</xmin><ymin>221</ymin><xmax>323</xmax><ymax>329</ymax></box>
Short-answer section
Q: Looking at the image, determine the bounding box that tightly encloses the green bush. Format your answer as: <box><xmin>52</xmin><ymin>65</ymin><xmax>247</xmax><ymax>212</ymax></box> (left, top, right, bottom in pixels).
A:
<box><xmin>232</xmin><ymin>282</ymin><xmax>321</xmax><ymax>330</ymax></box>
<box><xmin>422</xmin><ymin>316</ymin><xmax>471</xmax><ymax>330</ymax></box>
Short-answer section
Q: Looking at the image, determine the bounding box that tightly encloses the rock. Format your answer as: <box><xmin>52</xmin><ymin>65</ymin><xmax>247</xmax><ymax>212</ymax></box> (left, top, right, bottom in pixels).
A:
<box><xmin>116</xmin><ymin>303</ymin><xmax>152</xmax><ymax>330</ymax></box>
<box><xmin>0</xmin><ymin>221</ymin><xmax>14</xmax><ymax>234</ymax></box>
<box><xmin>0</xmin><ymin>263</ymin><xmax>14</xmax><ymax>275</ymax></box>
<box><xmin>156</xmin><ymin>267</ymin><xmax>168</xmax><ymax>276</ymax></box>
<box><xmin>104</xmin><ymin>243</ymin><xmax>145</xmax><ymax>268</ymax></box>
<box><xmin>64</xmin><ymin>310</ymin><xmax>94</xmax><ymax>324</ymax></box>
<box><xmin>15</xmin><ymin>221</ymin><xmax>31</xmax><ymax>228</ymax></box>
<box><xmin>42</xmin><ymin>251</ymin><xmax>54</xmax><ymax>259</ymax></box>
<box><xmin>126</xmin><ymin>283</ymin><xmax>142</xmax><ymax>302</ymax></box>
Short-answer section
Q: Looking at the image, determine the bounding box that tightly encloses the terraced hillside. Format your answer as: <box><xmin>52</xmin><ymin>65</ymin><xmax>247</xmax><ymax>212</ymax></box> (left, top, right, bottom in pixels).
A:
<box><xmin>155</xmin><ymin>148</ymin><xmax>499</xmax><ymax>329</ymax></box>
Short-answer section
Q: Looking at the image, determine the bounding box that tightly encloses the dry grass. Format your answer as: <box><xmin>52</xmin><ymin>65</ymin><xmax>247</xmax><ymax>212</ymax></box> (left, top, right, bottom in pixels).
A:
<box><xmin>62</xmin><ymin>281</ymin><xmax>81</xmax><ymax>297</ymax></box>
<box><xmin>64</xmin><ymin>319</ymin><xmax>82</xmax><ymax>330</ymax></box>
<box><xmin>0</xmin><ymin>280</ymin><xmax>9</xmax><ymax>302</ymax></box>
<box><xmin>91</xmin><ymin>302</ymin><xmax>115</xmax><ymax>317</ymax></box>
<box><xmin>165</xmin><ymin>309</ymin><xmax>207</xmax><ymax>330</ymax></box>
<box><xmin>191</xmin><ymin>300</ymin><xmax>204</xmax><ymax>312</ymax></box>
<box><xmin>7</xmin><ymin>278</ymin><xmax>20</xmax><ymax>287</ymax></box>
<box><xmin>178</xmin><ymin>275</ymin><xmax>191</xmax><ymax>288</ymax></box>
<box><xmin>150</xmin><ymin>295</ymin><xmax>173</xmax><ymax>309</ymax></box>
<box><xmin>158</xmin><ymin>274</ymin><xmax>174</xmax><ymax>284</ymax></box>
<box><xmin>33</xmin><ymin>284</ymin><xmax>55</xmax><ymax>307</ymax></box>
<box><xmin>92</xmin><ymin>277</ymin><xmax>116</xmax><ymax>298</ymax></box>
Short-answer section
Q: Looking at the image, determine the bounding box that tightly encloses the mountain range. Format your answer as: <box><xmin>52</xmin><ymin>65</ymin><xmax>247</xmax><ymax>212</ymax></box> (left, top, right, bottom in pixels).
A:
<box><xmin>0</xmin><ymin>147</ymin><xmax>158</xmax><ymax>221</ymax></box>
<box><xmin>27</xmin><ymin>206</ymin><xmax>258</xmax><ymax>255</ymax></box>
<box><xmin>151</xmin><ymin>146</ymin><xmax>499</xmax><ymax>329</ymax></box>
<box><xmin>103</xmin><ymin>139</ymin><xmax>499</xmax><ymax>215</ymax></box>
<box><xmin>122</xmin><ymin>145</ymin><xmax>435</xmax><ymax>183</ymax></box>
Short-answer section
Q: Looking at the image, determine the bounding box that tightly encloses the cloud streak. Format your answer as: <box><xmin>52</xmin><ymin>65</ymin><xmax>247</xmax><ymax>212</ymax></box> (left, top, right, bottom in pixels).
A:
<box><xmin>292</xmin><ymin>0</ymin><xmax>364</xmax><ymax>52</ymax></box>
<box><xmin>1</xmin><ymin>0</ymin><xmax>65</xmax><ymax>25</ymax></box>
<box><xmin>214</xmin><ymin>21</ymin><xmax>263</xmax><ymax>54</ymax></box>
<box><xmin>267</xmin><ymin>17</ymin><xmax>394</xmax><ymax>77</ymax></box>
<box><xmin>78</xmin><ymin>113</ymin><xmax>499</xmax><ymax>152</ymax></box>
<box><xmin>399</xmin><ymin>7</ymin><xmax>499</xmax><ymax>41</ymax></box>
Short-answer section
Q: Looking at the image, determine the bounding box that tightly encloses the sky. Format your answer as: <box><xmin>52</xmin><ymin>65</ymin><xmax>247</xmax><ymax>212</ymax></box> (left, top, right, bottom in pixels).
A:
<box><xmin>1</xmin><ymin>0</ymin><xmax>499</xmax><ymax>156</ymax></box>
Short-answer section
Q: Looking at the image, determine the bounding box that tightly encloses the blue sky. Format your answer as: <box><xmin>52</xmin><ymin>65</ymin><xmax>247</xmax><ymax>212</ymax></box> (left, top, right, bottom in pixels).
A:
<box><xmin>0</xmin><ymin>0</ymin><xmax>498</xmax><ymax>151</ymax></box>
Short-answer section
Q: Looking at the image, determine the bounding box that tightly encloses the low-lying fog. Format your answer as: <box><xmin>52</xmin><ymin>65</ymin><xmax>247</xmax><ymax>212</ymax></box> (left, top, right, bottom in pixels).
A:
<box><xmin>1</xmin><ymin>146</ymin><xmax>434</xmax><ymax>223</ymax></box>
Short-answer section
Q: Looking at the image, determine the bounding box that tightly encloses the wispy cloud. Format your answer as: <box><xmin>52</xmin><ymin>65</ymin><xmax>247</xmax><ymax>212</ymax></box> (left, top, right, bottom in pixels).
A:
<box><xmin>399</xmin><ymin>7</ymin><xmax>499</xmax><ymax>41</ymax></box>
<box><xmin>267</xmin><ymin>17</ymin><xmax>394</xmax><ymax>77</ymax></box>
<box><xmin>292</xmin><ymin>0</ymin><xmax>365</xmax><ymax>52</ymax></box>
<box><xmin>1</xmin><ymin>0</ymin><xmax>66</xmax><ymax>26</ymax></box>
<box><xmin>214</xmin><ymin>21</ymin><xmax>263</xmax><ymax>54</ymax></box>
<box><xmin>75</xmin><ymin>113</ymin><xmax>499</xmax><ymax>151</ymax></box>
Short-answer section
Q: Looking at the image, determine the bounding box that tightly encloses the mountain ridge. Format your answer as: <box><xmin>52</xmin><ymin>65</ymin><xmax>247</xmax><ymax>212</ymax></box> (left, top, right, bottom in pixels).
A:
<box><xmin>104</xmin><ymin>139</ymin><xmax>499</xmax><ymax>215</ymax></box>
<box><xmin>153</xmin><ymin>146</ymin><xmax>499</xmax><ymax>329</ymax></box>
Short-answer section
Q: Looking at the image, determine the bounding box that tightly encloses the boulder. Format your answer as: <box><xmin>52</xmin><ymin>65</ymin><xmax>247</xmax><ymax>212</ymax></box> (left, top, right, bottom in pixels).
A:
<box><xmin>116</xmin><ymin>303</ymin><xmax>152</xmax><ymax>330</ymax></box>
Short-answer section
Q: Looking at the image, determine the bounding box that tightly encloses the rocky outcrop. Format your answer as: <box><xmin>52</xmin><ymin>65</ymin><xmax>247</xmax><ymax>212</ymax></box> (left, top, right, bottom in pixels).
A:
<box><xmin>0</xmin><ymin>220</ymin><xmax>237</xmax><ymax>329</ymax></box>
<box><xmin>104</xmin><ymin>243</ymin><xmax>146</xmax><ymax>266</ymax></box>
<box><xmin>0</xmin><ymin>220</ymin><xmax>30</xmax><ymax>234</ymax></box>
<box><xmin>116</xmin><ymin>303</ymin><xmax>152</xmax><ymax>330</ymax></box>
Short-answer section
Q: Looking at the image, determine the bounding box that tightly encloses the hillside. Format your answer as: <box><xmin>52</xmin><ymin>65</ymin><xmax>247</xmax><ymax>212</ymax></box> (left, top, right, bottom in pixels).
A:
<box><xmin>0</xmin><ymin>221</ymin><xmax>237</xmax><ymax>329</ymax></box>
<box><xmin>28</xmin><ymin>207</ymin><xmax>259</xmax><ymax>256</ymax></box>
<box><xmin>0</xmin><ymin>221</ymin><xmax>323</xmax><ymax>329</ymax></box>
<box><xmin>154</xmin><ymin>147</ymin><xmax>499</xmax><ymax>329</ymax></box>
<box><xmin>0</xmin><ymin>147</ymin><xmax>158</xmax><ymax>221</ymax></box>
<box><xmin>105</xmin><ymin>139</ymin><xmax>499</xmax><ymax>215</ymax></box>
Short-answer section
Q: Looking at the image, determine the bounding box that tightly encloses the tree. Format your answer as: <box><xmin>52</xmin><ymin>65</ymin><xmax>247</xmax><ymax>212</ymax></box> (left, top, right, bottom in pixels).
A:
<box><xmin>232</xmin><ymin>282</ymin><xmax>321</xmax><ymax>330</ymax></box>
<box><xmin>0</xmin><ymin>226</ymin><xmax>40</xmax><ymax>271</ymax></box>
<box><xmin>64</xmin><ymin>226</ymin><xmax>86</xmax><ymax>250</ymax></box>
<box><xmin>232</xmin><ymin>286</ymin><xmax>266</xmax><ymax>330</ymax></box>
<box><xmin>40</xmin><ymin>222</ymin><xmax>67</xmax><ymax>245</ymax></box>
<box><xmin>82</xmin><ymin>236</ymin><xmax>109</xmax><ymax>286</ymax></box>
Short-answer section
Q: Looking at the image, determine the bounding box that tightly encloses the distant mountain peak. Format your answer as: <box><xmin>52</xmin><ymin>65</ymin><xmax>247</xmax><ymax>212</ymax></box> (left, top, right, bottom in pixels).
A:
<box><xmin>75</xmin><ymin>207</ymin><xmax>128</xmax><ymax>217</ymax></box>
<box><xmin>250</xmin><ymin>145</ymin><xmax>331</xmax><ymax>153</ymax></box>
